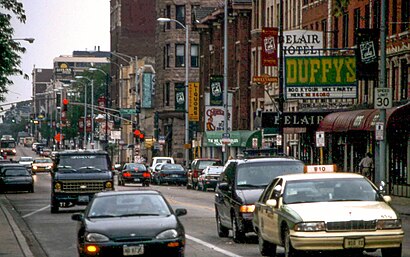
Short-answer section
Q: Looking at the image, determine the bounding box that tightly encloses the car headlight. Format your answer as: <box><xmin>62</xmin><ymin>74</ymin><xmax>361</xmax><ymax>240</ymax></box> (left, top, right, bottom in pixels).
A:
<box><xmin>54</xmin><ymin>182</ymin><xmax>62</xmax><ymax>192</ymax></box>
<box><xmin>294</xmin><ymin>222</ymin><xmax>326</xmax><ymax>232</ymax></box>
<box><xmin>85</xmin><ymin>232</ymin><xmax>110</xmax><ymax>242</ymax></box>
<box><xmin>156</xmin><ymin>229</ymin><xmax>179</xmax><ymax>239</ymax></box>
<box><xmin>33</xmin><ymin>166</ymin><xmax>38</xmax><ymax>170</ymax></box>
<box><xmin>377</xmin><ymin>219</ymin><xmax>402</xmax><ymax>229</ymax></box>
<box><xmin>105</xmin><ymin>181</ymin><xmax>113</xmax><ymax>189</ymax></box>
<box><xmin>46</xmin><ymin>166</ymin><xmax>52</xmax><ymax>169</ymax></box>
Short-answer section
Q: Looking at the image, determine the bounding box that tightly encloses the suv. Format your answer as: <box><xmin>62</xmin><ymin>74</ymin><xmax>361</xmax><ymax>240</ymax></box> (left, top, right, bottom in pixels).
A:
<box><xmin>187</xmin><ymin>158</ymin><xmax>222</xmax><ymax>189</ymax></box>
<box><xmin>50</xmin><ymin>150</ymin><xmax>114</xmax><ymax>213</ymax></box>
<box><xmin>214</xmin><ymin>157</ymin><xmax>305</xmax><ymax>242</ymax></box>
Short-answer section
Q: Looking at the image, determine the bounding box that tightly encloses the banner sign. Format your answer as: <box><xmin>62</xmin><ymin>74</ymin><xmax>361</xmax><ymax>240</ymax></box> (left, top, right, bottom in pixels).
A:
<box><xmin>283</xmin><ymin>30</ymin><xmax>323</xmax><ymax>56</ymax></box>
<box><xmin>261</xmin><ymin>112</ymin><xmax>331</xmax><ymax>128</ymax></box>
<box><xmin>141</xmin><ymin>73</ymin><xmax>153</xmax><ymax>108</ymax></box>
<box><xmin>175</xmin><ymin>83</ymin><xmax>185</xmax><ymax>111</ymax></box>
<box><xmin>204</xmin><ymin>106</ymin><xmax>232</xmax><ymax>132</ymax></box>
<box><xmin>188</xmin><ymin>82</ymin><xmax>200</xmax><ymax>121</ymax></box>
<box><xmin>285</xmin><ymin>56</ymin><xmax>357</xmax><ymax>99</ymax></box>
<box><xmin>262</xmin><ymin>27</ymin><xmax>278</xmax><ymax>66</ymax></box>
<box><xmin>355</xmin><ymin>28</ymin><xmax>379</xmax><ymax>80</ymax></box>
<box><xmin>210</xmin><ymin>75</ymin><xmax>223</xmax><ymax>106</ymax></box>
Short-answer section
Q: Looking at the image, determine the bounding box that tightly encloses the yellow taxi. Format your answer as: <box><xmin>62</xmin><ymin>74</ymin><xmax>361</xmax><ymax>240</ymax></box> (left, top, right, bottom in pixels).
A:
<box><xmin>31</xmin><ymin>157</ymin><xmax>53</xmax><ymax>174</ymax></box>
<box><xmin>253</xmin><ymin>166</ymin><xmax>404</xmax><ymax>257</ymax></box>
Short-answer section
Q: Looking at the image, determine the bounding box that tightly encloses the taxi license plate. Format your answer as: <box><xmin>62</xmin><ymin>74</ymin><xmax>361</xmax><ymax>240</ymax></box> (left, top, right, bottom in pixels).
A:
<box><xmin>78</xmin><ymin>195</ymin><xmax>89</xmax><ymax>202</ymax></box>
<box><xmin>344</xmin><ymin>238</ymin><xmax>365</xmax><ymax>248</ymax></box>
<box><xmin>134</xmin><ymin>178</ymin><xmax>140</xmax><ymax>182</ymax></box>
<box><xmin>123</xmin><ymin>245</ymin><xmax>144</xmax><ymax>256</ymax></box>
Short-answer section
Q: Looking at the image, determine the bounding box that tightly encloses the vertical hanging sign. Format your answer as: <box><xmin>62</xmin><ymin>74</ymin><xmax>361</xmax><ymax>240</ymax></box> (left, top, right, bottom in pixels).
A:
<box><xmin>210</xmin><ymin>75</ymin><xmax>223</xmax><ymax>106</ymax></box>
<box><xmin>261</xmin><ymin>27</ymin><xmax>278</xmax><ymax>67</ymax></box>
<box><xmin>175</xmin><ymin>83</ymin><xmax>185</xmax><ymax>111</ymax></box>
<box><xmin>188</xmin><ymin>82</ymin><xmax>200</xmax><ymax>121</ymax></box>
<box><xmin>141</xmin><ymin>73</ymin><xmax>153</xmax><ymax>108</ymax></box>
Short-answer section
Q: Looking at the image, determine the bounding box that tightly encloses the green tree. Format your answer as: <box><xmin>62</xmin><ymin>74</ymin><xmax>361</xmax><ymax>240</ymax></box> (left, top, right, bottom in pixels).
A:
<box><xmin>0</xmin><ymin>0</ymin><xmax>27</xmax><ymax>102</ymax></box>
<box><xmin>333</xmin><ymin>0</ymin><xmax>350</xmax><ymax>16</ymax></box>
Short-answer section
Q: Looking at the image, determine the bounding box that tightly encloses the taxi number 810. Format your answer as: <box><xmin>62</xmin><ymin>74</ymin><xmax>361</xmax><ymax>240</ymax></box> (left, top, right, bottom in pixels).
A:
<box><xmin>123</xmin><ymin>245</ymin><xmax>144</xmax><ymax>255</ymax></box>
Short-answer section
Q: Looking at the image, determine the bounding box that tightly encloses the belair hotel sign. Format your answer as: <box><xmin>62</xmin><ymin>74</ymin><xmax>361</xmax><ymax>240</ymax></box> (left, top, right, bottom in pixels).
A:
<box><xmin>285</xmin><ymin>56</ymin><xmax>357</xmax><ymax>99</ymax></box>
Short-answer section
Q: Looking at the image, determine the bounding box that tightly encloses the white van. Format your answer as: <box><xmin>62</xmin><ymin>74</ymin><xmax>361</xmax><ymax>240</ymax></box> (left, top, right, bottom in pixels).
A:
<box><xmin>149</xmin><ymin>157</ymin><xmax>175</xmax><ymax>173</ymax></box>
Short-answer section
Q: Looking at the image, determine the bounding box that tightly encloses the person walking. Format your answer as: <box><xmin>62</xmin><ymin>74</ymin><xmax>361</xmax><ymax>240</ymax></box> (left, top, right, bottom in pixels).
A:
<box><xmin>359</xmin><ymin>152</ymin><xmax>374</xmax><ymax>181</ymax></box>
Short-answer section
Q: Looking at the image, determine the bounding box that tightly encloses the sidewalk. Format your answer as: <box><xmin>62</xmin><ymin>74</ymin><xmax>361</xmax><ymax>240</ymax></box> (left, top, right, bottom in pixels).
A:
<box><xmin>0</xmin><ymin>194</ymin><xmax>409</xmax><ymax>257</ymax></box>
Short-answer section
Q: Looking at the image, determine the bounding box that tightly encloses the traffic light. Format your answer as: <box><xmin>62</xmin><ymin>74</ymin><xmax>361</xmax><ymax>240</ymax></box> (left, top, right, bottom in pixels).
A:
<box><xmin>133</xmin><ymin>129</ymin><xmax>145</xmax><ymax>140</ymax></box>
<box><xmin>63</xmin><ymin>98</ymin><xmax>69</xmax><ymax>111</ymax></box>
<box><xmin>135</xmin><ymin>102</ymin><xmax>141</xmax><ymax>113</ymax></box>
<box><xmin>61</xmin><ymin>98</ymin><xmax>69</xmax><ymax>122</ymax></box>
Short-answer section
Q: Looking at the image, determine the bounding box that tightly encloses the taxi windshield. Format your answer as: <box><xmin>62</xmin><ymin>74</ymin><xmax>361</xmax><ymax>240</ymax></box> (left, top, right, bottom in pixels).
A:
<box><xmin>283</xmin><ymin>178</ymin><xmax>378</xmax><ymax>204</ymax></box>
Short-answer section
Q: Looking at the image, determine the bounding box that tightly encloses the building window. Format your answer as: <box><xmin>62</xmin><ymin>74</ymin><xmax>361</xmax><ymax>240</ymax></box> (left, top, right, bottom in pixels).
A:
<box><xmin>401</xmin><ymin>0</ymin><xmax>409</xmax><ymax>32</ymax></box>
<box><xmin>165</xmin><ymin>44</ymin><xmax>170</xmax><ymax>68</ymax></box>
<box><xmin>175</xmin><ymin>44</ymin><xmax>185</xmax><ymax>67</ymax></box>
<box><xmin>342</xmin><ymin>12</ymin><xmax>349</xmax><ymax>48</ymax></box>
<box><xmin>191</xmin><ymin>44</ymin><xmax>199</xmax><ymax>68</ymax></box>
<box><xmin>373</xmin><ymin>0</ymin><xmax>380</xmax><ymax>29</ymax></box>
<box><xmin>364</xmin><ymin>4</ymin><xmax>370</xmax><ymax>28</ymax></box>
<box><xmin>191</xmin><ymin>5</ymin><xmax>200</xmax><ymax>25</ymax></box>
<box><xmin>333</xmin><ymin>17</ymin><xmax>339</xmax><ymax>48</ymax></box>
<box><xmin>164</xmin><ymin>82</ymin><xmax>170</xmax><ymax>106</ymax></box>
<box><xmin>166</xmin><ymin>5</ymin><xmax>171</xmax><ymax>30</ymax></box>
<box><xmin>401</xmin><ymin>59</ymin><xmax>408</xmax><ymax>100</ymax></box>
<box><xmin>353</xmin><ymin>8</ymin><xmax>360</xmax><ymax>45</ymax></box>
<box><xmin>176</xmin><ymin>5</ymin><xmax>185</xmax><ymax>29</ymax></box>
<box><xmin>392</xmin><ymin>0</ymin><xmax>397</xmax><ymax>34</ymax></box>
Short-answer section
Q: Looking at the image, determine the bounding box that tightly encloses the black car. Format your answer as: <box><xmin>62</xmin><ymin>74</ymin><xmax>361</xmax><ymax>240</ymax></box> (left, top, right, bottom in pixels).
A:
<box><xmin>0</xmin><ymin>165</ymin><xmax>34</xmax><ymax>193</ymax></box>
<box><xmin>214</xmin><ymin>157</ymin><xmax>305</xmax><ymax>242</ymax></box>
<box><xmin>118</xmin><ymin>163</ymin><xmax>151</xmax><ymax>186</ymax></box>
<box><xmin>72</xmin><ymin>190</ymin><xmax>187</xmax><ymax>257</ymax></box>
<box><xmin>153</xmin><ymin>163</ymin><xmax>187</xmax><ymax>186</ymax></box>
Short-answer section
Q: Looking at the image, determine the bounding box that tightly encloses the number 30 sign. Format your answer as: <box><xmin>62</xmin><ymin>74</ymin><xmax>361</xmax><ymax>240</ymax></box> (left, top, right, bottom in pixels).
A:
<box><xmin>374</xmin><ymin>88</ymin><xmax>392</xmax><ymax>109</ymax></box>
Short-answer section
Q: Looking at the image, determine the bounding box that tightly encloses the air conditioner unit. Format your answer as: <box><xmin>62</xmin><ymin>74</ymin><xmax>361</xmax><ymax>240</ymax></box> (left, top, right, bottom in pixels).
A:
<box><xmin>209</xmin><ymin>44</ymin><xmax>214</xmax><ymax>51</ymax></box>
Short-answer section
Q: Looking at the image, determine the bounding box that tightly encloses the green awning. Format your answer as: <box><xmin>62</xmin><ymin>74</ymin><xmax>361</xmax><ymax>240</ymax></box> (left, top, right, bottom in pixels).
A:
<box><xmin>204</xmin><ymin>130</ymin><xmax>262</xmax><ymax>148</ymax></box>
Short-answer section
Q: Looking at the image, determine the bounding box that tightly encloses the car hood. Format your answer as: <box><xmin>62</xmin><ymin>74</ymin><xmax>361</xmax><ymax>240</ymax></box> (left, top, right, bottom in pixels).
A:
<box><xmin>4</xmin><ymin>176</ymin><xmax>32</xmax><ymax>184</ymax></box>
<box><xmin>236</xmin><ymin>189</ymin><xmax>265</xmax><ymax>205</ymax></box>
<box><xmin>86</xmin><ymin>215</ymin><xmax>179</xmax><ymax>239</ymax></box>
<box><xmin>286</xmin><ymin>201</ymin><xmax>399</xmax><ymax>221</ymax></box>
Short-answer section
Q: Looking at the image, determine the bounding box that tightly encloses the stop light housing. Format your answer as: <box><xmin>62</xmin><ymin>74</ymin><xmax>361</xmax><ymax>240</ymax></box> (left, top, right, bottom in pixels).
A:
<box><xmin>134</xmin><ymin>129</ymin><xmax>144</xmax><ymax>140</ymax></box>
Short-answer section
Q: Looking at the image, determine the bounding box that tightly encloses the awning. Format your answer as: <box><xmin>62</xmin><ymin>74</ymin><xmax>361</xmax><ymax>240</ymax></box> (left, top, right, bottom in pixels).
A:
<box><xmin>318</xmin><ymin>103</ymin><xmax>409</xmax><ymax>132</ymax></box>
<box><xmin>203</xmin><ymin>130</ymin><xmax>262</xmax><ymax>148</ymax></box>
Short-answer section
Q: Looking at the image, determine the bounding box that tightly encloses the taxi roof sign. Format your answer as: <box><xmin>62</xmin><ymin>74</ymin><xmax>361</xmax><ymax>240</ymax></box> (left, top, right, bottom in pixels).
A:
<box><xmin>304</xmin><ymin>164</ymin><xmax>337</xmax><ymax>173</ymax></box>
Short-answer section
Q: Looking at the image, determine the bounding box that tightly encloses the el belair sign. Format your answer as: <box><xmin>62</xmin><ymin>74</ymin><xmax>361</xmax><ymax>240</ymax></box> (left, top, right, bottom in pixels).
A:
<box><xmin>285</xmin><ymin>56</ymin><xmax>357</xmax><ymax>99</ymax></box>
<box><xmin>261</xmin><ymin>112</ymin><xmax>331</xmax><ymax>128</ymax></box>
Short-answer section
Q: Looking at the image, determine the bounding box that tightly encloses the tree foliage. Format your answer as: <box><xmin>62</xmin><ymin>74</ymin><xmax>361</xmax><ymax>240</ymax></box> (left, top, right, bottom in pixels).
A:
<box><xmin>0</xmin><ymin>0</ymin><xmax>27</xmax><ymax>102</ymax></box>
<box><xmin>333</xmin><ymin>0</ymin><xmax>350</xmax><ymax>16</ymax></box>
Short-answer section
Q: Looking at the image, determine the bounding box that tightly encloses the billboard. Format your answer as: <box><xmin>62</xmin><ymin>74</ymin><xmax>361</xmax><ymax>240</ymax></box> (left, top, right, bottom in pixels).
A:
<box><xmin>355</xmin><ymin>28</ymin><xmax>379</xmax><ymax>80</ymax></box>
<box><xmin>283</xmin><ymin>30</ymin><xmax>323</xmax><ymax>56</ymax></box>
<box><xmin>204</xmin><ymin>106</ymin><xmax>232</xmax><ymax>132</ymax></box>
<box><xmin>261</xmin><ymin>27</ymin><xmax>278</xmax><ymax>66</ymax></box>
<box><xmin>188</xmin><ymin>82</ymin><xmax>200</xmax><ymax>121</ymax></box>
<box><xmin>285</xmin><ymin>56</ymin><xmax>357</xmax><ymax>99</ymax></box>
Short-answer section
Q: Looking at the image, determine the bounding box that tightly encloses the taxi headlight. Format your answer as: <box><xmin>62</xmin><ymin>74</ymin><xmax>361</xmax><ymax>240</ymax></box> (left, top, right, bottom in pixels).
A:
<box><xmin>377</xmin><ymin>219</ymin><xmax>402</xmax><ymax>229</ymax></box>
<box><xmin>294</xmin><ymin>222</ymin><xmax>326</xmax><ymax>232</ymax></box>
<box><xmin>239</xmin><ymin>205</ymin><xmax>255</xmax><ymax>213</ymax></box>
<box><xmin>54</xmin><ymin>182</ymin><xmax>62</xmax><ymax>192</ymax></box>
<box><xmin>156</xmin><ymin>229</ymin><xmax>178</xmax><ymax>239</ymax></box>
<box><xmin>85</xmin><ymin>232</ymin><xmax>110</xmax><ymax>242</ymax></box>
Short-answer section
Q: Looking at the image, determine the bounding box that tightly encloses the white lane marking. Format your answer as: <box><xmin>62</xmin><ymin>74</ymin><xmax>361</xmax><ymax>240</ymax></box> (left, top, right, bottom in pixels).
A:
<box><xmin>0</xmin><ymin>198</ymin><xmax>35</xmax><ymax>257</ymax></box>
<box><xmin>22</xmin><ymin>205</ymin><xmax>50</xmax><ymax>218</ymax></box>
<box><xmin>186</xmin><ymin>234</ymin><xmax>244</xmax><ymax>257</ymax></box>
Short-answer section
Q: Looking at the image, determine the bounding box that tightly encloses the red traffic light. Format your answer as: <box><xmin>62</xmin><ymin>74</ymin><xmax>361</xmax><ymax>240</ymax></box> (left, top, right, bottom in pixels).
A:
<box><xmin>139</xmin><ymin>133</ymin><xmax>144</xmax><ymax>139</ymax></box>
<box><xmin>134</xmin><ymin>129</ymin><xmax>141</xmax><ymax>137</ymax></box>
<box><xmin>63</xmin><ymin>98</ymin><xmax>69</xmax><ymax>105</ymax></box>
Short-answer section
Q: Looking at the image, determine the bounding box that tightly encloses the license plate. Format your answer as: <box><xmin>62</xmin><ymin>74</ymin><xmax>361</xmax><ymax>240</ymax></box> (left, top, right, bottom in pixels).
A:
<box><xmin>123</xmin><ymin>245</ymin><xmax>144</xmax><ymax>256</ymax></box>
<box><xmin>171</xmin><ymin>175</ymin><xmax>179</xmax><ymax>177</ymax></box>
<box><xmin>78</xmin><ymin>195</ymin><xmax>89</xmax><ymax>202</ymax></box>
<box><xmin>134</xmin><ymin>178</ymin><xmax>140</xmax><ymax>182</ymax></box>
<box><xmin>344</xmin><ymin>238</ymin><xmax>365</xmax><ymax>248</ymax></box>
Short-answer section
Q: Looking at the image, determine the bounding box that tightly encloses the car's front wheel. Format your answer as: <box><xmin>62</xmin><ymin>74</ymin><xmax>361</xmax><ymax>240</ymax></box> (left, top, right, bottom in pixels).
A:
<box><xmin>283</xmin><ymin>227</ymin><xmax>297</xmax><ymax>257</ymax></box>
<box><xmin>216</xmin><ymin>209</ymin><xmax>229</xmax><ymax>237</ymax></box>
<box><xmin>258</xmin><ymin>230</ymin><xmax>277</xmax><ymax>256</ymax></box>
<box><xmin>381</xmin><ymin>245</ymin><xmax>402</xmax><ymax>257</ymax></box>
<box><xmin>50</xmin><ymin>200</ymin><xmax>59</xmax><ymax>213</ymax></box>
<box><xmin>232</xmin><ymin>214</ymin><xmax>245</xmax><ymax>243</ymax></box>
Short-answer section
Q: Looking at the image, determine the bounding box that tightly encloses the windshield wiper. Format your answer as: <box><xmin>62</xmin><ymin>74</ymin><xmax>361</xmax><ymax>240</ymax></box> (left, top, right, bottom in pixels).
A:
<box><xmin>89</xmin><ymin>214</ymin><xmax>117</xmax><ymax>218</ymax></box>
<box><xmin>118</xmin><ymin>213</ymin><xmax>160</xmax><ymax>217</ymax></box>
<box><xmin>237</xmin><ymin>184</ymin><xmax>265</xmax><ymax>188</ymax></box>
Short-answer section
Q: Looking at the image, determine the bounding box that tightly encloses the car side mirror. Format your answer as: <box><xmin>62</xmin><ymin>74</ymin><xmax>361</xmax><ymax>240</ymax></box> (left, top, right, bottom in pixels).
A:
<box><xmin>217</xmin><ymin>182</ymin><xmax>229</xmax><ymax>191</ymax></box>
<box><xmin>175</xmin><ymin>208</ymin><xmax>187</xmax><ymax>217</ymax></box>
<box><xmin>266</xmin><ymin>199</ymin><xmax>278</xmax><ymax>208</ymax></box>
<box><xmin>71</xmin><ymin>213</ymin><xmax>84</xmax><ymax>221</ymax></box>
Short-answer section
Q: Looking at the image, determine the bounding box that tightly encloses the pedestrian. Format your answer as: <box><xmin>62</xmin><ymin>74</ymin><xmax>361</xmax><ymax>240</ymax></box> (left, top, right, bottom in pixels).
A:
<box><xmin>359</xmin><ymin>152</ymin><xmax>374</xmax><ymax>180</ymax></box>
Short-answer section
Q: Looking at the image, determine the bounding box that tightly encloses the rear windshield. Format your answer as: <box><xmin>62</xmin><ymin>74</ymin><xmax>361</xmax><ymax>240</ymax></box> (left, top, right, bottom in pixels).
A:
<box><xmin>5</xmin><ymin>169</ymin><xmax>31</xmax><ymax>176</ymax></box>
<box><xmin>236</xmin><ymin>161</ymin><xmax>304</xmax><ymax>187</ymax></box>
<box><xmin>58</xmin><ymin>155</ymin><xmax>109</xmax><ymax>170</ymax></box>
<box><xmin>162</xmin><ymin>164</ymin><xmax>184</xmax><ymax>171</ymax></box>
<box><xmin>198</xmin><ymin>160</ymin><xmax>222</xmax><ymax>169</ymax></box>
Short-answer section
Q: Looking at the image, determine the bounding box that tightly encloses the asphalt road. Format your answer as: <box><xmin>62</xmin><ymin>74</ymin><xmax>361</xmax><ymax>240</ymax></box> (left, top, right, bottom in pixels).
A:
<box><xmin>4</xmin><ymin>145</ymin><xmax>410</xmax><ymax>257</ymax></box>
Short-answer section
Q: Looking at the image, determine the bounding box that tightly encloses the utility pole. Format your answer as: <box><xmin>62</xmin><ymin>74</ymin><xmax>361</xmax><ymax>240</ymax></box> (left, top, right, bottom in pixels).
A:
<box><xmin>278</xmin><ymin>0</ymin><xmax>285</xmax><ymax>154</ymax></box>
<box><xmin>223</xmin><ymin>0</ymin><xmax>229</xmax><ymax>163</ymax></box>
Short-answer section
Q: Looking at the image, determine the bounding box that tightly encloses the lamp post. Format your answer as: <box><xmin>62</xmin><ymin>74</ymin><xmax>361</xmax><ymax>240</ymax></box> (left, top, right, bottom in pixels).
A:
<box><xmin>223</xmin><ymin>0</ymin><xmax>228</xmax><ymax>163</ymax></box>
<box><xmin>89</xmin><ymin>67</ymin><xmax>110</xmax><ymax>146</ymax></box>
<box><xmin>11</xmin><ymin>38</ymin><xmax>35</xmax><ymax>43</ymax></box>
<box><xmin>157</xmin><ymin>17</ymin><xmax>189</xmax><ymax>167</ymax></box>
<box><xmin>75</xmin><ymin>76</ymin><xmax>93</xmax><ymax>148</ymax></box>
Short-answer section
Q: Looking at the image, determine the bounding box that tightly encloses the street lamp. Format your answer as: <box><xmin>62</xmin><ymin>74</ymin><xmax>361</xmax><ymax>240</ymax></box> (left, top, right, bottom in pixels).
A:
<box><xmin>89</xmin><ymin>67</ymin><xmax>110</xmax><ymax>145</ymax></box>
<box><xmin>75</xmin><ymin>76</ymin><xmax>94</xmax><ymax>148</ymax></box>
<box><xmin>12</xmin><ymin>38</ymin><xmax>35</xmax><ymax>43</ymax></box>
<box><xmin>157</xmin><ymin>17</ymin><xmax>189</xmax><ymax>167</ymax></box>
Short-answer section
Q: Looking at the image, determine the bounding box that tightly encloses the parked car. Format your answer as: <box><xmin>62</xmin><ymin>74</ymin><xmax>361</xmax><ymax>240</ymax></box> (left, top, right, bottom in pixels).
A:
<box><xmin>253</xmin><ymin>172</ymin><xmax>404</xmax><ymax>257</ymax></box>
<box><xmin>214</xmin><ymin>157</ymin><xmax>305</xmax><ymax>242</ymax></box>
<box><xmin>153</xmin><ymin>163</ymin><xmax>187</xmax><ymax>186</ymax></box>
<box><xmin>0</xmin><ymin>165</ymin><xmax>34</xmax><ymax>193</ymax></box>
<box><xmin>118</xmin><ymin>163</ymin><xmax>151</xmax><ymax>186</ymax></box>
<box><xmin>31</xmin><ymin>157</ymin><xmax>53</xmax><ymax>174</ymax></box>
<box><xmin>148</xmin><ymin>156</ymin><xmax>175</xmax><ymax>173</ymax></box>
<box><xmin>197</xmin><ymin>165</ymin><xmax>224</xmax><ymax>191</ymax></box>
<box><xmin>187</xmin><ymin>158</ymin><xmax>222</xmax><ymax>190</ymax></box>
<box><xmin>71</xmin><ymin>190</ymin><xmax>187</xmax><ymax>257</ymax></box>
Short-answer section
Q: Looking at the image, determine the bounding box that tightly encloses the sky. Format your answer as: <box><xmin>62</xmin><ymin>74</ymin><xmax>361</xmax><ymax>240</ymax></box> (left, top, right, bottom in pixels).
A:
<box><xmin>7</xmin><ymin>0</ymin><xmax>110</xmax><ymax>104</ymax></box>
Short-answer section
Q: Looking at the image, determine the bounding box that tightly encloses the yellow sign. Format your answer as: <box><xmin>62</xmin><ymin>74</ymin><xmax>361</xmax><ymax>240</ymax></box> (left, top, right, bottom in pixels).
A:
<box><xmin>253</xmin><ymin>74</ymin><xmax>278</xmax><ymax>84</ymax></box>
<box><xmin>188</xmin><ymin>82</ymin><xmax>200</xmax><ymax>121</ymax></box>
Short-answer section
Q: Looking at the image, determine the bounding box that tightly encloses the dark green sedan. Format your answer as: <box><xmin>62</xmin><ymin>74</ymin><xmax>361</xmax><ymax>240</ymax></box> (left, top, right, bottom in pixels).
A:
<box><xmin>0</xmin><ymin>165</ymin><xmax>34</xmax><ymax>193</ymax></box>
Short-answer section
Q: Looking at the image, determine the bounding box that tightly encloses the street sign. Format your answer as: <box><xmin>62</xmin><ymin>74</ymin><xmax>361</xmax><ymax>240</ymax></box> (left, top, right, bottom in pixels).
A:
<box><xmin>375</xmin><ymin>122</ymin><xmax>384</xmax><ymax>140</ymax></box>
<box><xmin>221</xmin><ymin>133</ymin><xmax>230</xmax><ymax>144</ymax></box>
<box><xmin>158</xmin><ymin>136</ymin><xmax>165</xmax><ymax>145</ymax></box>
<box><xmin>316</xmin><ymin>131</ymin><xmax>325</xmax><ymax>147</ymax></box>
<box><xmin>374</xmin><ymin>88</ymin><xmax>392</xmax><ymax>109</ymax></box>
<box><xmin>120</xmin><ymin>108</ymin><xmax>137</xmax><ymax>115</ymax></box>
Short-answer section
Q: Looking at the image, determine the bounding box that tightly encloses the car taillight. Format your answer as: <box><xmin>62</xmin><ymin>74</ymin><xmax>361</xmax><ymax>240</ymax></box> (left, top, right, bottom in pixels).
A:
<box><xmin>123</xmin><ymin>172</ymin><xmax>131</xmax><ymax>177</ymax></box>
<box><xmin>143</xmin><ymin>172</ymin><xmax>150</xmax><ymax>178</ymax></box>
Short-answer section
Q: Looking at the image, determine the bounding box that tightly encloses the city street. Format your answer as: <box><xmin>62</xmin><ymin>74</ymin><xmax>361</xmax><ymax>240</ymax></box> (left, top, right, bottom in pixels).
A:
<box><xmin>1</xmin><ymin>145</ymin><xmax>409</xmax><ymax>257</ymax></box>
